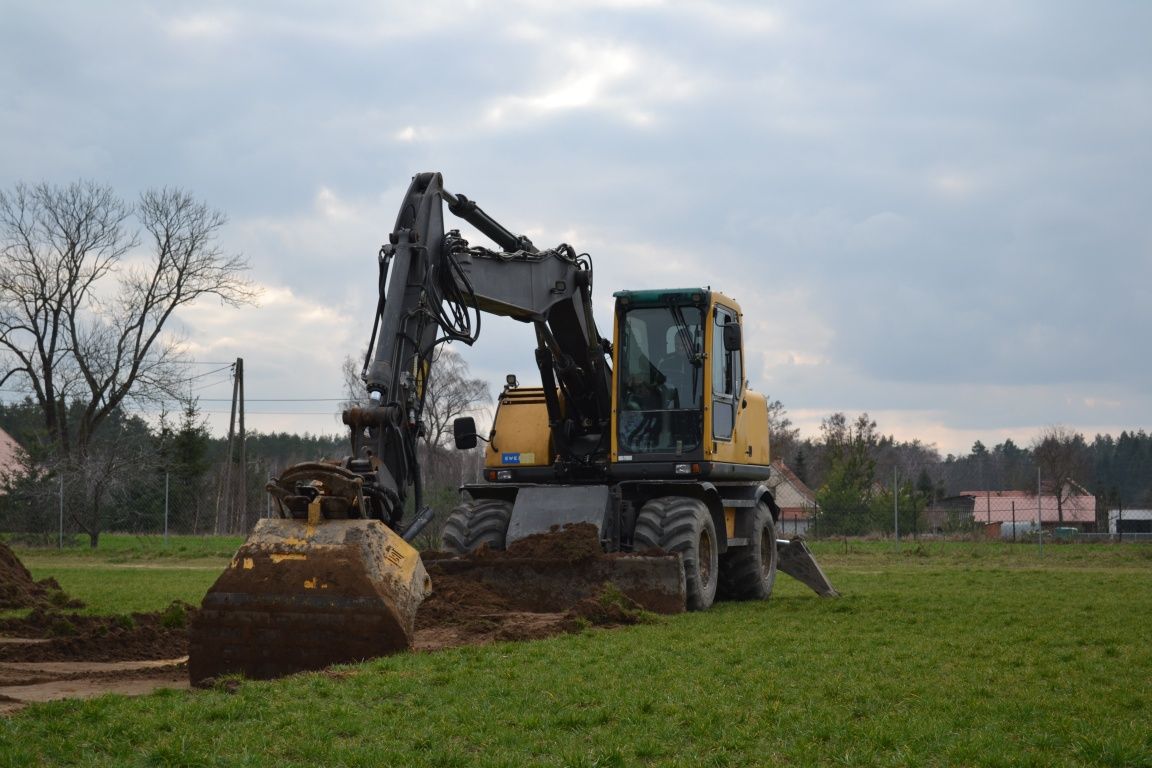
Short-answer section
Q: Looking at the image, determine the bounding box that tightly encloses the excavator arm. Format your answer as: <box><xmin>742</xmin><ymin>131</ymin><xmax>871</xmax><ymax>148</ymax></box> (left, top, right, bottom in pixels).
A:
<box><xmin>188</xmin><ymin>173</ymin><xmax>617</xmax><ymax>685</ymax></box>
<box><xmin>346</xmin><ymin>172</ymin><xmax>613</xmax><ymax>534</ymax></box>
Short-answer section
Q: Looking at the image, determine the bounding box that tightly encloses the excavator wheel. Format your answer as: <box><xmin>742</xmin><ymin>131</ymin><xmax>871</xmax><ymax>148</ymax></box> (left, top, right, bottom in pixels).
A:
<box><xmin>633</xmin><ymin>496</ymin><xmax>718</xmax><ymax>611</ymax></box>
<box><xmin>718</xmin><ymin>502</ymin><xmax>778</xmax><ymax>601</ymax></box>
<box><xmin>440</xmin><ymin>498</ymin><xmax>513</xmax><ymax>553</ymax></box>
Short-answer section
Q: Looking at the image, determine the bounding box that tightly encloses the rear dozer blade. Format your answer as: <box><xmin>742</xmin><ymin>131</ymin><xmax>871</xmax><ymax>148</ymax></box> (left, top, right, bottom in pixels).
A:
<box><xmin>776</xmin><ymin>538</ymin><xmax>839</xmax><ymax>597</ymax></box>
<box><xmin>423</xmin><ymin>552</ymin><xmax>687</xmax><ymax>615</ymax></box>
<box><xmin>189</xmin><ymin>518</ymin><xmax>431</xmax><ymax>686</ymax></box>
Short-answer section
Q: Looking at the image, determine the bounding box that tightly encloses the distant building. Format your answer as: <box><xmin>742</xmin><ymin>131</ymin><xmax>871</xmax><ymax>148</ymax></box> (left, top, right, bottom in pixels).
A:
<box><xmin>925</xmin><ymin>483</ymin><xmax>1096</xmax><ymax>534</ymax></box>
<box><xmin>0</xmin><ymin>426</ymin><xmax>28</xmax><ymax>492</ymax></box>
<box><xmin>1107</xmin><ymin>509</ymin><xmax>1152</xmax><ymax>535</ymax></box>
<box><xmin>768</xmin><ymin>459</ymin><xmax>818</xmax><ymax>537</ymax></box>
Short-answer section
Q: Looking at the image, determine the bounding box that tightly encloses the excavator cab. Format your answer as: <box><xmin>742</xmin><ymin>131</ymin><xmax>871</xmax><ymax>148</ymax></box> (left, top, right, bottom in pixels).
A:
<box><xmin>611</xmin><ymin>289</ymin><xmax>765</xmax><ymax>468</ymax></box>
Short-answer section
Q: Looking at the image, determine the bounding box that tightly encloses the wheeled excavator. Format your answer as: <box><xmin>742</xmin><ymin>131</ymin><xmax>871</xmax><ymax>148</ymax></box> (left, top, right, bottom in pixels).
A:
<box><xmin>188</xmin><ymin>172</ymin><xmax>835</xmax><ymax>684</ymax></box>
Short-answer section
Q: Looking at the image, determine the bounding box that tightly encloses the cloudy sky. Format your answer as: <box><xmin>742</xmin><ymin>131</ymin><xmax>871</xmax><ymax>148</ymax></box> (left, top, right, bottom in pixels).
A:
<box><xmin>2</xmin><ymin>1</ymin><xmax>1149</xmax><ymax>456</ymax></box>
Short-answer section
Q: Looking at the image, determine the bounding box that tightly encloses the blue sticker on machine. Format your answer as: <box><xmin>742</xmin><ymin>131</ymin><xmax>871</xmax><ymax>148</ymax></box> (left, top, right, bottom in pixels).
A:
<box><xmin>501</xmin><ymin>453</ymin><xmax>520</xmax><ymax>465</ymax></box>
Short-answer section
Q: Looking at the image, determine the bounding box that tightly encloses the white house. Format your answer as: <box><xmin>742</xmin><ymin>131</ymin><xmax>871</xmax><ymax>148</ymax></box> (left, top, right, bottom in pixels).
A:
<box><xmin>1107</xmin><ymin>509</ymin><xmax>1152</xmax><ymax>535</ymax></box>
<box><xmin>768</xmin><ymin>459</ymin><xmax>818</xmax><ymax>537</ymax></box>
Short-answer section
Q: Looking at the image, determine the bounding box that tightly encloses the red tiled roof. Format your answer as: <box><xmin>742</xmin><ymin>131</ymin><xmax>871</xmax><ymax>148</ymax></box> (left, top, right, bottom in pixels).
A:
<box><xmin>770</xmin><ymin>460</ymin><xmax>818</xmax><ymax>520</ymax></box>
<box><xmin>770</xmin><ymin>459</ymin><xmax>816</xmax><ymax>502</ymax></box>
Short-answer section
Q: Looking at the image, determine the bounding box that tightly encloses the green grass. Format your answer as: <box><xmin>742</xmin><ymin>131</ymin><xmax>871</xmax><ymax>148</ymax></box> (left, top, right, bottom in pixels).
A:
<box><xmin>18</xmin><ymin>564</ymin><xmax>224</xmax><ymax>615</ymax></box>
<box><xmin>9</xmin><ymin>535</ymin><xmax>241</xmax><ymax>615</ymax></box>
<box><xmin>2</xmin><ymin>541</ymin><xmax>1151</xmax><ymax>766</ymax></box>
<box><xmin>9</xmin><ymin>533</ymin><xmax>246</xmax><ymax>561</ymax></box>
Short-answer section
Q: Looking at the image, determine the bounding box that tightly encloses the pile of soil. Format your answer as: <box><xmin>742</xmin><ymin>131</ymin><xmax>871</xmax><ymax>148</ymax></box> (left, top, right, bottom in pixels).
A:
<box><xmin>0</xmin><ymin>602</ymin><xmax>194</xmax><ymax>663</ymax></box>
<box><xmin>0</xmin><ymin>541</ymin><xmax>83</xmax><ymax>611</ymax></box>
<box><xmin>503</xmin><ymin>522</ymin><xmax>604</xmax><ymax>561</ymax></box>
<box><xmin>415</xmin><ymin>525</ymin><xmax>653</xmax><ymax>651</ymax></box>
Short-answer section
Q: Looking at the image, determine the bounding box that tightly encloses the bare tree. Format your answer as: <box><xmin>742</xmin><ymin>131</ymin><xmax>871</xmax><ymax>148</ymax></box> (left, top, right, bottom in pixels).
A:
<box><xmin>420</xmin><ymin>348</ymin><xmax>491</xmax><ymax>449</ymax></box>
<box><xmin>0</xmin><ymin>181</ymin><xmax>254</xmax><ymax>461</ymax></box>
<box><xmin>0</xmin><ymin>181</ymin><xmax>254</xmax><ymax>545</ymax></box>
<box><xmin>765</xmin><ymin>396</ymin><xmax>799</xmax><ymax>463</ymax></box>
<box><xmin>341</xmin><ymin>346</ymin><xmax>490</xmax><ymax>450</ymax></box>
<box><xmin>341</xmin><ymin>346</ymin><xmax>490</xmax><ymax>547</ymax></box>
<box><xmin>1032</xmin><ymin>425</ymin><xmax>1092</xmax><ymax>524</ymax></box>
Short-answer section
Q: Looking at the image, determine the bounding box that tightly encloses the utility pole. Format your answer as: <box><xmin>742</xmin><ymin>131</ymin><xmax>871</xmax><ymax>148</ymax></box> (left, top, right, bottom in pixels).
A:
<box><xmin>237</xmin><ymin>357</ymin><xmax>247</xmax><ymax>532</ymax></box>
<box><xmin>218</xmin><ymin>357</ymin><xmax>245</xmax><ymax>534</ymax></box>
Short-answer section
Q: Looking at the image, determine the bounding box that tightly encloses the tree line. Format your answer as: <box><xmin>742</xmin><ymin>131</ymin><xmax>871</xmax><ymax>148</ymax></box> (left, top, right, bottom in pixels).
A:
<box><xmin>767</xmin><ymin>400</ymin><xmax>1152</xmax><ymax>536</ymax></box>
<box><xmin>0</xmin><ymin>393</ymin><xmax>485</xmax><ymax>547</ymax></box>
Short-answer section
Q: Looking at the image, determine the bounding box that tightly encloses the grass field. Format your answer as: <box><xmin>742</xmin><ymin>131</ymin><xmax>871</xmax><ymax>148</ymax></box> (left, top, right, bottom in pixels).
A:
<box><xmin>2</xmin><ymin>538</ymin><xmax>1150</xmax><ymax>767</ymax></box>
<box><xmin>7</xmin><ymin>534</ymin><xmax>244</xmax><ymax>616</ymax></box>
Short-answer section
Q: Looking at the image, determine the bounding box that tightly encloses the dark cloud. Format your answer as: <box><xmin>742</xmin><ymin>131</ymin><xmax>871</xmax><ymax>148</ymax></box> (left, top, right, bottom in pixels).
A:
<box><xmin>1</xmin><ymin>0</ymin><xmax>1149</xmax><ymax>453</ymax></box>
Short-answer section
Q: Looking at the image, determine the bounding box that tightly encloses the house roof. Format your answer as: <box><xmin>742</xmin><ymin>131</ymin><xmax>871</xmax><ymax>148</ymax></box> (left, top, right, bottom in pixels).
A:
<box><xmin>961</xmin><ymin>490</ymin><xmax>1095</xmax><ymax>524</ymax></box>
<box><xmin>769</xmin><ymin>459</ymin><xmax>818</xmax><ymax>520</ymax></box>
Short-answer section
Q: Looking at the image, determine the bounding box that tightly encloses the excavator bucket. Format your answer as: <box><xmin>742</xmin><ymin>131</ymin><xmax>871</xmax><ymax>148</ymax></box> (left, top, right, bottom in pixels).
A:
<box><xmin>188</xmin><ymin>517</ymin><xmax>431</xmax><ymax>686</ymax></box>
<box><xmin>776</xmin><ymin>537</ymin><xmax>839</xmax><ymax>597</ymax></box>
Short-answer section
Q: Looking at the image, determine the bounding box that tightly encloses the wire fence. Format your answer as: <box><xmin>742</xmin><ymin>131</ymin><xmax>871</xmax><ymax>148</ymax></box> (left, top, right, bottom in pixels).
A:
<box><xmin>3</xmin><ymin>442</ymin><xmax>1150</xmax><ymax>549</ymax></box>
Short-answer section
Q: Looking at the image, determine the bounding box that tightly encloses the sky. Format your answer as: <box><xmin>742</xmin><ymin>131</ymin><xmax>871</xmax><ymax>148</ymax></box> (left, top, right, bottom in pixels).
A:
<box><xmin>1</xmin><ymin>0</ymin><xmax>1149</xmax><ymax>457</ymax></box>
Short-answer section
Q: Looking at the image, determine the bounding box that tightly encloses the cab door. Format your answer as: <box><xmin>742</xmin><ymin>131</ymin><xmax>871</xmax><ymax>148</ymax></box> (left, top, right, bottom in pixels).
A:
<box><xmin>710</xmin><ymin>304</ymin><xmax>742</xmax><ymax>443</ymax></box>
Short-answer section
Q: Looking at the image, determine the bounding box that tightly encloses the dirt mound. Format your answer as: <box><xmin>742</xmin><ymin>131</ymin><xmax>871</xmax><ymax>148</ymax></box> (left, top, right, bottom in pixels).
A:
<box><xmin>0</xmin><ymin>602</ymin><xmax>193</xmax><ymax>663</ymax></box>
<box><xmin>0</xmin><ymin>541</ymin><xmax>83</xmax><ymax>611</ymax></box>
<box><xmin>503</xmin><ymin>523</ymin><xmax>604</xmax><ymax>561</ymax></box>
<box><xmin>567</xmin><ymin>584</ymin><xmax>650</xmax><ymax>627</ymax></box>
<box><xmin>414</xmin><ymin>548</ymin><xmax>654</xmax><ymax>652</ymax></box>
<box><xmin>415</xmin><ymin>523</ymin><xmax>675</xmax><ymax>648</ymax></box>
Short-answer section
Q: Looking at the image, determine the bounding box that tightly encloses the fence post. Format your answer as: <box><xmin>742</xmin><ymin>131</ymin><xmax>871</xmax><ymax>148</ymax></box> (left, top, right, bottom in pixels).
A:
<box><xmin>58</xmin><ymin>475</ymin><xmax>64</xmax><ymax>549</ymax></box>
<box><xmin>164</xmin><ymin>471</ymin><xmax>170</xmax><ymax>546</ymax></box>
<box><xmin>893</xmin><ymin>466</ymin><xmax>899</xmax><ymax>548</ymax></box>
<box><xmin>1037</xmin><ymin>468</ymin><xmax>1043</xmax><ymax>558</ymax></box>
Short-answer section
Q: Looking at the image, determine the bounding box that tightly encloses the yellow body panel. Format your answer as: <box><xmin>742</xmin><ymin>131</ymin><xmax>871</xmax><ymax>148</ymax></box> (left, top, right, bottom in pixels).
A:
<box><xmin>700</xmin><ymin>293</ymin><xmax>770</xmax><ymax>467</ymax></box>
<box><xmin>485</xmin><ymin>387</ymin><xmax>553</xmax><ymax>468</ymax></box>
<box><xmin>708</xmin><ymin>388</ymin><xmax>770</xmax><ymax>465</ymax></box>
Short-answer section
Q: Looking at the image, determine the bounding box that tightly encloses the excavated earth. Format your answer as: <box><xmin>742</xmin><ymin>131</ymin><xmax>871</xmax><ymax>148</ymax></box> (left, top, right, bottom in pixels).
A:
<box><xmin>1</xmin><ymin>525</ymin><xmax>653</xmax><ymax>712</ymax></box>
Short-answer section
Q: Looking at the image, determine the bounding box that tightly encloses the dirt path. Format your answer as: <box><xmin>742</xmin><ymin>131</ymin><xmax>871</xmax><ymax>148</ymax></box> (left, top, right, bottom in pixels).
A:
<box><xmin>0</xmin><ymin>654</ymin><xmax>188</xmax><ymax>714</ymax></box>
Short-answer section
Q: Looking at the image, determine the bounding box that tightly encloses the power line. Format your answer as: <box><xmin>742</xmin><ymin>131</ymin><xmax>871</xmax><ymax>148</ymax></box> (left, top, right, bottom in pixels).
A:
<box><xmin>197</xmin><ymin>397</ymin><xmax>346</xmax><ymax>403</ymax></box>
<box><xmin>184</xmin><ymin>364</ymin><xmax>234</xmax><ymax>381</ymax></box>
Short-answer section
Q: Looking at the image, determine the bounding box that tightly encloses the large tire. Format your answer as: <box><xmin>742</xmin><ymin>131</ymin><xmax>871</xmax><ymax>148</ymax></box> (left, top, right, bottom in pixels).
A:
<box><xmin>440</xmin><ymin>499</ymin><xmax>513</xmax><ymax>553</ymax></box>
<box><xmin>718</xmin><ymin>502</ymin><xmax>778</xmax><ymax>601</ymax></box>
<box><xmin>633</xmin><ymin>496</ymin><xmax>719</xmax><ymax>611</ymax></box>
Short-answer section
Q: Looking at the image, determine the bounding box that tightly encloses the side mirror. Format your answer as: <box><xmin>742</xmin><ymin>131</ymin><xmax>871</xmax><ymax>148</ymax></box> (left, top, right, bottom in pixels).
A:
<box><xmin>453</xmin><ymin>417</ymin><xmax>478</xmax><ymax>450</ymax></box>
<box><xmin>723</xmin><ymin>322</ymin><xmax>742</xmax><ymax>352</ymax></box>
